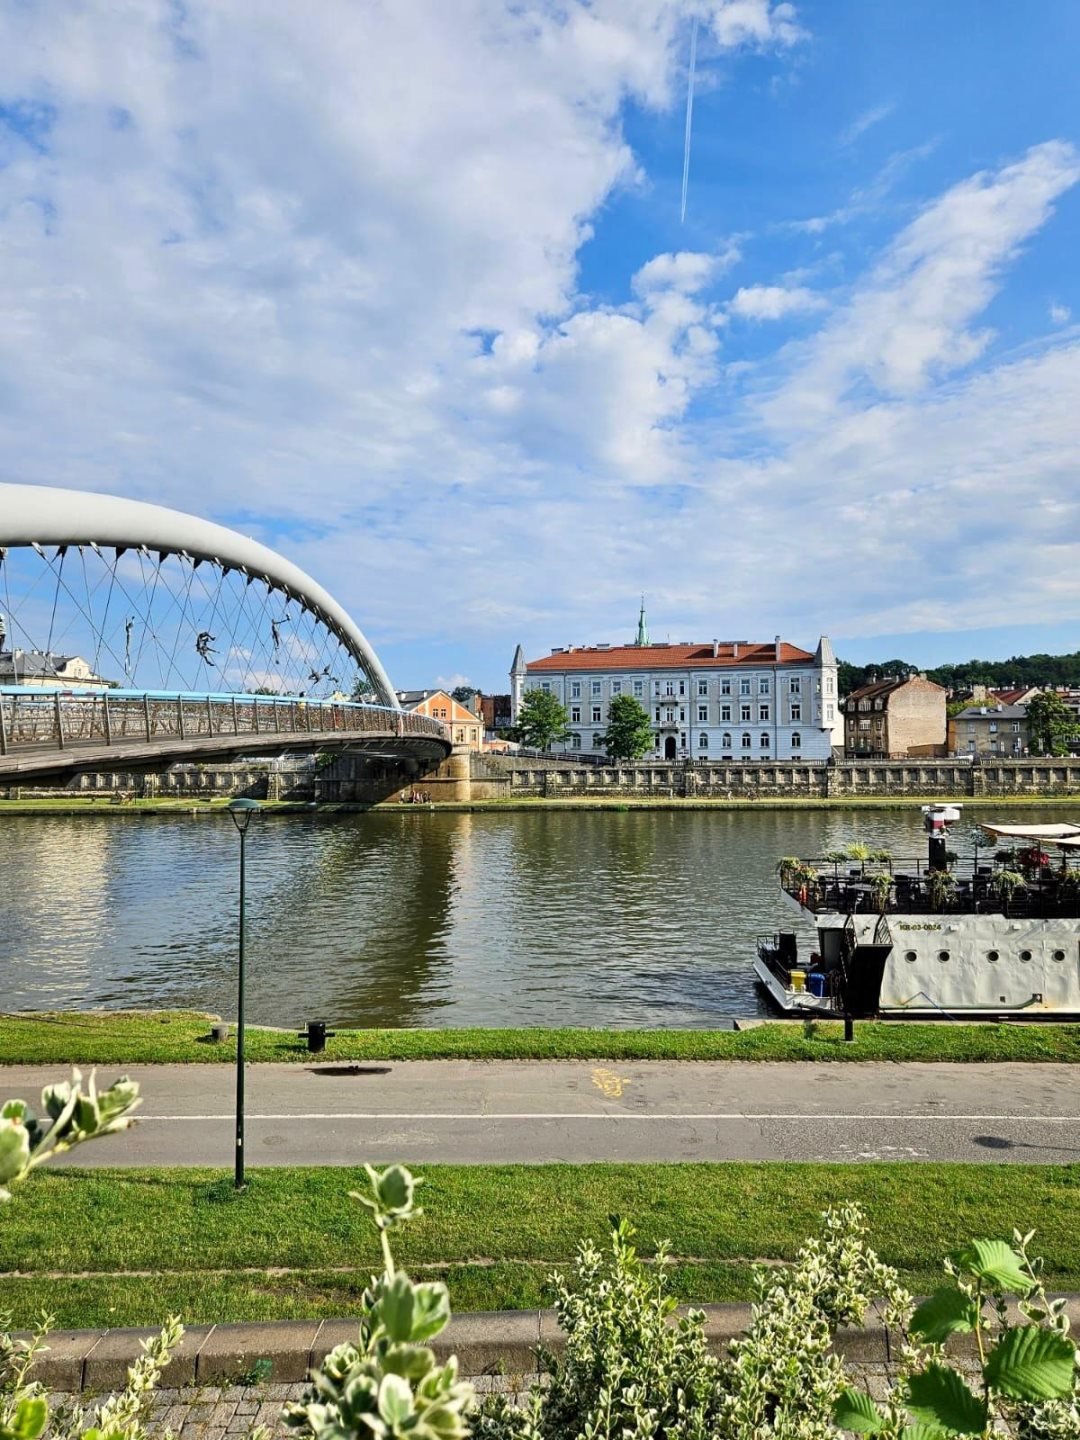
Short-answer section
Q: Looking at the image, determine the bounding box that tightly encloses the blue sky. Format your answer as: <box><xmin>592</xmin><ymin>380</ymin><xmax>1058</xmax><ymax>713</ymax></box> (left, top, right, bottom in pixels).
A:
<box><xmin>1</xmin><ymin>1</ymin><xmax>1079</xmax><ymax>693</ymax></box>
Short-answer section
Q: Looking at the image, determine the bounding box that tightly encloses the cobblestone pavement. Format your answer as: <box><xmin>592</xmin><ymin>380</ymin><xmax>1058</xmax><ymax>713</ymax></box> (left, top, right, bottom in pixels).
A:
<box><xmin>52</xmin><ymin>1376</ymin><xmax>530</xmax><ymax>1439</ymax></box>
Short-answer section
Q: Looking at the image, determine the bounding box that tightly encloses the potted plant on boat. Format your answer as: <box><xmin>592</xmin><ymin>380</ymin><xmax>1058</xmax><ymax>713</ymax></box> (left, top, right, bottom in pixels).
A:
<box><xmin>990</xmin><ymin>868</ymin><xmax>1026</xmax><ymax>914</ymax></box>
<box><xmin>926</xmin><ymin>869</ymin><xmax>956</xmax><ymax>911</ymax></box>
<box><xmin>868</xmin><ymin>871</ymin><xmax>893</xmax><ymax>912</ymax></box>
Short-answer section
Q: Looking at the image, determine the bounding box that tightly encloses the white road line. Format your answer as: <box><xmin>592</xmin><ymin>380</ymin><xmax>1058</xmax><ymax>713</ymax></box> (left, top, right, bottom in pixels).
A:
<box><xmin>141</xmin><ymin>1112</ymin><xmax>1080</xmax><ymax>1123</ymax></box>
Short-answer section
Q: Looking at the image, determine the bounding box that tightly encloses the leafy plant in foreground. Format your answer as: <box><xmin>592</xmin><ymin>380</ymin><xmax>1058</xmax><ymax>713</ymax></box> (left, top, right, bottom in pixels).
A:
<box><xmin>284</xmin><ymin>1164</ymin><xmax>473</xmax><ymax>1440</ymax></box>
<box><xmin>833</xmin><ymin>1229</ymin><xmax>1077</xmax><ymax>1439</ymax></box>
<box><xmin>0</xmin><ymin>1069</ymin><xmax>141</xmax><ymax>1201</ymax></box>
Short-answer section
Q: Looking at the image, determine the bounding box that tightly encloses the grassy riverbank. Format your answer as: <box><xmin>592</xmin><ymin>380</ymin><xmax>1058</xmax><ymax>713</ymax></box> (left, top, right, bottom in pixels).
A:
<box><xmin>3</xmin><ymin>1010</ymin><xmax>1080</xmax><ymax>1064</ymax></box>
<box><xmin>2</xmin><ymin>1162</ymin><xmax>1078</xmax><ymax>1326</ymax></box>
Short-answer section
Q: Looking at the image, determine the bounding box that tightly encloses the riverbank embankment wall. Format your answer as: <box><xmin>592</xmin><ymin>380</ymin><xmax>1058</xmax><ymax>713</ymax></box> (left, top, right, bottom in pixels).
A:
<box><xmin>9</xmin><ymin>753</ymin><xmax>1080</xmax><ymax>803</ymax></box>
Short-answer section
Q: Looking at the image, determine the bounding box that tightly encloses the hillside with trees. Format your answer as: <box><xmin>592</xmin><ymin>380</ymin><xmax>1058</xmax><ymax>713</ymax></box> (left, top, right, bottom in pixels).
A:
<box><xmin>838</xmin><ymin>650</ymin><xmax>1080</xmax><ymax>697</ymax></box>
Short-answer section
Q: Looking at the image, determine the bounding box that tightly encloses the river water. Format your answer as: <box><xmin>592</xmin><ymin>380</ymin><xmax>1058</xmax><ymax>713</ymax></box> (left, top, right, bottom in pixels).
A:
<box><xmin>3</xmin><ymin>806</ymin><xmax>1078</xmax><ymax>1027</ymax></box>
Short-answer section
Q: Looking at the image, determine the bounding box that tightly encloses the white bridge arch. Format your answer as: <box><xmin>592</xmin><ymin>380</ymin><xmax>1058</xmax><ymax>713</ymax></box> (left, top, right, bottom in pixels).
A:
<box><xmin>0</xmin><ymin>483</ymin><xmax>398</xmax><ymax>707</ymax></box>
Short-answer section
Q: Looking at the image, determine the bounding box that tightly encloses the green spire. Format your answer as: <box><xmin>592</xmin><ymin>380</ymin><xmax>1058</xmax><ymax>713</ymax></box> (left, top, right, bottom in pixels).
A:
<box><xmin>635</xmin><ymin>596</ymin><xmax>649</xmax><ymax>647</ymax></box>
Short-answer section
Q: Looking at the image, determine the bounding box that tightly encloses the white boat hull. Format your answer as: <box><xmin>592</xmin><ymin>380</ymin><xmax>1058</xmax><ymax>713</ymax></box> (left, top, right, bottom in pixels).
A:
<box><xmin>753</xmin><ymin>955</ymin><xmax>835</xmax><ymax>1014</ymax></box>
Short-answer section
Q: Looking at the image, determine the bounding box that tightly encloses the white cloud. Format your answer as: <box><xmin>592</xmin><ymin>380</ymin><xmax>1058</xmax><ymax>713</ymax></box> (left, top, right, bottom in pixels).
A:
<box><xmin>728</xmin><ymin>284</ymin><xmax>826</xmax><ymax>320</ymax></box>
<box><xmin>1050</xmin><ymin>302</ymin><xmax>1072</xmax><ymax>325</ymax></box>
<box><xmin>839</xmin><ymin>102</ymin><xmax>895</xmax><ymax>147</ymax></box>
<box><xmin>769</xmin><ymin>141</ymin><xmax>1080</xmax><ymax>428</ymax></box>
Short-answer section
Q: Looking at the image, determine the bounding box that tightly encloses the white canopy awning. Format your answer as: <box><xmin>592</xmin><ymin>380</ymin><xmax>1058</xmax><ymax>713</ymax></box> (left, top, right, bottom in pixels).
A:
<box><xmin>980</xmin><ymin>823</ymin><xmax>1080</xmax><ymax>843</ymax></box>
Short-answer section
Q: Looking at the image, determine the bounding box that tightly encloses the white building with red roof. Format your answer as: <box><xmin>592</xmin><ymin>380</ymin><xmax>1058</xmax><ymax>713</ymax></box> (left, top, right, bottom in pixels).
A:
<box><xmin>511</xmin><ymin>604</ymin><xmax>842</xmax><ymax>761</ymax></box>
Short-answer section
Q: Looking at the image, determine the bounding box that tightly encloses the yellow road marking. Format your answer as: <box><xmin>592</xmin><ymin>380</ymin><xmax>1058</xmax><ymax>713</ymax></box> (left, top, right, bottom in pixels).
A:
<box><xmin>590</xmin><ymin>1067</ymin><xmax>630</xmax><ymax>1100</ymax></box>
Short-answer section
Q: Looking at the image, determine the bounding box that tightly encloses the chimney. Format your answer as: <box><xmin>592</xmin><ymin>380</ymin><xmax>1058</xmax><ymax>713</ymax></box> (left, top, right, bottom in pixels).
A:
<box><xmin>712</xmin><ymin>639</ymin><xmax>719</xmax><ymax>658</ymax></box>
<box><xmin>732</xmin><ymin>642</ymin><xmax>739</xmax><ymax>659</ymax></box>
<box><xmin>774</xmin><ymin>634</ymin><xmax>781</xmax><ymax>662</ymax></box>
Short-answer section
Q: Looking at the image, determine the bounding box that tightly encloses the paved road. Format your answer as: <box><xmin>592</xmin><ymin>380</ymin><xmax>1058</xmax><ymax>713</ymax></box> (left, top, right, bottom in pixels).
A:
<box><xmin>2</xmin><ymin>1060</ymin><xmax>1078</xmax><ymax>1166</ymax></box>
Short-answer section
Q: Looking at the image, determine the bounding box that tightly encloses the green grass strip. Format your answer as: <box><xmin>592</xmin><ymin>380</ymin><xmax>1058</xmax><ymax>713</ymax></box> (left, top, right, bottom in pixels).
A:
<box><xmin>2</xmin><ymin>1163</ymin><xmax>1079</xmax><ymax>1327</ymax></box>
<box><xmin>2</xmin><ymin>1010</ymin><xmax>1080</xmax><ymax>1064</ymax></box>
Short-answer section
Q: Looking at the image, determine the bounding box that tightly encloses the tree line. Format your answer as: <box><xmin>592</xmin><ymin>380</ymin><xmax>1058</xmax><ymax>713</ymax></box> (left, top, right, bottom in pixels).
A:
<box><xmin>838</xmin><ymin>650</ymin><xmax>1080</xmax><ymax>696</ymax></box>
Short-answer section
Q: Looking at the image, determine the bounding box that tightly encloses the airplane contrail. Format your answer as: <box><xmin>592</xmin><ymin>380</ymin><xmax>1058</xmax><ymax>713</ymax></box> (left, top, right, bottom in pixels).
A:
<box><xmin>680</xmin><ymin>15</ymin><xmax>698</xmax><ymax>223</ymax></box>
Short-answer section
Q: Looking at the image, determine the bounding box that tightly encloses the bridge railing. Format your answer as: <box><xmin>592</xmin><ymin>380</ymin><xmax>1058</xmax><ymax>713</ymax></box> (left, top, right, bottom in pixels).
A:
<box><xmin>0</xmin><ymin>688</ymin><xmax>449</xmax><ymax>757</ymax></box>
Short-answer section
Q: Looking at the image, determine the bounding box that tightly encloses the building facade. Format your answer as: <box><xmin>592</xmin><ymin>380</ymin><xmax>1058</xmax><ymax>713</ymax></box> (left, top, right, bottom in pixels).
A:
<box><xmin>512</xmin><ymin>633</ymin><xmax>842</xmax><ymax>761</ymax></box>
<box><xmin>0</xmin><ymin>649</ymin><xmax>111</xmax><ymax>689</ymax></box>
<box><xmin>844</xmin><ymin>675</ymin><xmax>946</xmax><ymax>758</ymax></box>
<box><xmin>397</xmin><ymin>689</ymin><xmax>484</xmax><ymax>750</ymax></box>
<box><xmin>948</xmin><ymin>704</ymin><xmax>1029</xmax><ymax>757</ymax></box>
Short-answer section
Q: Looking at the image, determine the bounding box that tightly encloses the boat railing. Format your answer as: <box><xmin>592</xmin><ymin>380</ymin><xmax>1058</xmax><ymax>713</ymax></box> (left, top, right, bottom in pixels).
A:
<box><xmin>779</xmin><ymin>856</ymin><xmax>1080</xmax><ymax>918</ymax></box>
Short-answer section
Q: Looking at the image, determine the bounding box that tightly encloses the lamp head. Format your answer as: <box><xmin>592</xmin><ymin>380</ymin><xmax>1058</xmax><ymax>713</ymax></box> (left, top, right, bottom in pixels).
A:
<box><xmin>228</xmin><ymin>797</ymin><xmax>262</xmax><ymax>834</ymax></box>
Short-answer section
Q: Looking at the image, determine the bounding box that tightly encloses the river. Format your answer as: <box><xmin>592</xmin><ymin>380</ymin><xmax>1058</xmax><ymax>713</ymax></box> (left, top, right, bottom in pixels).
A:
<box><xmin>3</xmin><ymin>805</ymin><xmax>1078</xmax><ymax>1027</ymax></box>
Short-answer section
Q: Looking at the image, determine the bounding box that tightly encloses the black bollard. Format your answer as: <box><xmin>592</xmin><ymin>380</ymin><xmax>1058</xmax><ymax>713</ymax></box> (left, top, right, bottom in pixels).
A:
<box><xmin>844</xmin><ymin>1014</ymin><xmax>855</xmax><ymax>1043</ymax></box>
<box><xmin>299</xmin><ymin>1020</ymin><xmax>337</xmax><ymax>1053</ymax></box>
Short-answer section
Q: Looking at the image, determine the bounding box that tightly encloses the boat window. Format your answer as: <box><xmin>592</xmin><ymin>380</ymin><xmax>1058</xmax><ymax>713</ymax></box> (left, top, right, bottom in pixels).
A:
<box><xmin>905</xmin><ymin>950</ymin><xmax>917</xmax><ymax>962</ymax></box>
<box><xmin>1053</xmin><ymin>949</ymin><xmax>1066</xmax><ymax>962</ymax></box>
<box><xmin>1020</xmin><ymin>950</ymin><xmax>1032</xmax><ymax>962</ymax></box>
<box><xmin>986</xmin><ymin>950</ymin><xmax>999</xmax><ymax>963</ymax></box>
<box><xmin>937</xmin><ymin>950</ymin><xmax>950</xmax><ymax>962</ymax></box>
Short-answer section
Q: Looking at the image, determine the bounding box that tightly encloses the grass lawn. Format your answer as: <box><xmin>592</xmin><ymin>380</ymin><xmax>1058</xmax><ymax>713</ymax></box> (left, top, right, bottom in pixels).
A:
<box><xmin>2</xmin><ymin>1010</ymin><xmax>1080</xmax><ymax>1065</ymax></box>
<box><xmin>2</xmin><ymin>1162</ymin><xmax>1079</xmax><ymax>1327</ymax></box>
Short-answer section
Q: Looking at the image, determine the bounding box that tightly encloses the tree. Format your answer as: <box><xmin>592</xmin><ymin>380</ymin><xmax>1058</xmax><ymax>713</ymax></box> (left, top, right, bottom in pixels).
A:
<box><xmin>451</xmin><ymin>684</ymin><xmax>478</xmax><ymax>707</ymax></box>
<box><xmin>1026</xmin><ymin>690</ymin><xmax>1078</xmax><ymax>755</ymax></box>
<box><xmin>599</xmin><ymin>693</ymin><xmax>655</xmax><ymax>761</ymax></box>
<box><xmin>509</xmin><ymin>688</ymin><xmax>572</xmax><ymax>750</ymax></box>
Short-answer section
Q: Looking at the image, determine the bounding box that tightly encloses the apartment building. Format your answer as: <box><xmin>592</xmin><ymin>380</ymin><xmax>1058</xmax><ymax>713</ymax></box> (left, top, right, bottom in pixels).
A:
<box><xmin>511</xmin><ymin>632</ymin><xmax>842</xmax><ymax>761</ymax></box>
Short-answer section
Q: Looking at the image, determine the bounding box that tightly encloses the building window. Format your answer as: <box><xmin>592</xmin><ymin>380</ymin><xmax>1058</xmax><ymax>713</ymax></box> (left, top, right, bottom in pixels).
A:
<box><xmin>571</xmin><ymin>706</ymin><xmax>580</xmax><ymax>723</ymax></box>
<box><xmin>679</xmin><ymin>708</ymin><xmax>686</xmax><ymax>722</ymax></box>
<box><xmin>759</xmin><ymin>704</ymin><xmax>770</xmax><ymax>722</ymax></box>
<box><xmin>825</xmin><ymin>675</ymin><xmax>834</xmax><ymax>693</ymax></box>
<box><xmin>680</xmin><ymin>732</ymin><xmax>687</xmax><ymax>746</ymax></box>
<box><xmin>593</xmin><ymin>733</ymin><xmax>602</xmax><ymax>748</ymax></box>
<box><xmin>570</xmin><ymin>732</ymin><xmax>581</xmax><ymax>749</ymax></box>
<box><xmin>741</xmin><ymin>732</ymin><xmax>751</xmax><ymax>749</ymax></box>
<box><xmin>633</xmin><ymin>679</ymin><xmax>644</xmax><ymax>697</ymax></box>
<box><xmin>741</xmin><ymin>704</ymin><xmax>751</xmax><ymax>722</ymax></box>
<box><xmin>740</xmin><ymin>678</ymin><xmax>751</xmax><ymax>696</ymax></box>
<box><xmin>541</xmin><ymin>682</ymin><xmax>551</xmax><ymax>693</ymax></box>
<box><xmin>874</xmin><ymin>699</ymin><xmax>883</xmax><ymax>710</ymax></box>
<box><xmin>1013</xmin><ymin>721</ymin><xmax>1020</xmax><ymax>732</ymax></box>
<box><xmin>591</xmin><ymin>680</ymin><xmax>601</xmax><ymax>696</ymax></box>
<box><xmin>697</xmin><ymin>680</ymin><xmax>708</xmax><ymax>697</ymax></box>
<box><xmin>665</xmin><ymin>682</ymin><xmax>675</xmax><ymax>696</ymax></box>
<box><xmin>456</xmin><ymin>729</ymin><xmax>464</xmax><ymax>741</ymax></box>
<box><xmin>791</xmin><ymin>732</ymin><xmax>801</xmax><ymax>749</ymax></box>
<box><xmin>791</xmin><ymin>678</ymin><xmax>801</xmax><ymax>695</ymax></box>
<box><xmin>592</xmin><ymin>706</ymin><xmax>601</xmax><ymax>723</ymax></box>
<box><xmin>571</xmin><ymin>681</ymin><xmax>581</xmax><ymax>698</ymax></box>
<box><xmin>760</xmin><ymin>733</ymin><xmax>770</xmax><ymax>748</ymax></box>
<box><xmin>722</xmin><ymin>732</ymin><xmax>732</xmax><ymax>748</ymax></box>
<box><xmin>759</xmin><ymin>678</ymin><xmax>770</xmax><ymax>695</ymax></box>
<box><xmin>791</xmin><ymin>703</ymin><xmax>801</xmax><ymax>722</ymax></box>
<box><xmin>612</xmin><ymin>679</ymin><xmax>622</xmax><ymax>696</ymax></box>
<box><xmin>721</xmin><ymin>704</ymin><xmax>731</xmax><ymax>722</ymax></box>
<box><xmin>721</xmin><ymin>678</ymin><xmax>731</xmax><ymax>695</ymax></box>
<box><xmin>859</xmin><ymin>699</ymin><xmax>870</xmax><ymax>712</ymax></box>
<box><xmin>826</xmin><ymin>705</ymin><xmax>834</xmax><ymax>722</ymax></box>
<box><xmin>989</xmin><ymin>721</ymin><xmax>998</xmax><ymax>732</ymax></box>
<box><xmin>679</xmin><ymin>681</ymin><xmax>685</xmax><ymax>696</ymax></box>
<box><xmin>654</xmin><ymin>707</ymin><xmax>660</xmax><ymax>721</ymax></box>
<box><xmin>698</xmin><ymin>705</ymin><xmax>708</xmax><ymax>722</ymax></box>
<box><xmin>847</xmin><ymin>700</ymin><xmax>855</xmax><ymax>713</ymax></box>
<box><xmin>698</xmin><ymin>733</ymin><xmax>709</xmax><ymax>748</ymax></box>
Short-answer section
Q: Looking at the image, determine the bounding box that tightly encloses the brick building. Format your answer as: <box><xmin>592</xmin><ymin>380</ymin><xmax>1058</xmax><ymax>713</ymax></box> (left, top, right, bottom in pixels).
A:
<box><xmin>844</xmin><ymin>675</ymin><xmax>946</xmax><ymax>758</ymax></box>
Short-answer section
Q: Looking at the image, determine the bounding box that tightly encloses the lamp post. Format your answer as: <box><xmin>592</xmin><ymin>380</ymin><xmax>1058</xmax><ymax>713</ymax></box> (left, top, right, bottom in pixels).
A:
<box><xmin>227</xmin><ymin>798</ymin><xmax>261</xmax><ymax>1188</ymax></box>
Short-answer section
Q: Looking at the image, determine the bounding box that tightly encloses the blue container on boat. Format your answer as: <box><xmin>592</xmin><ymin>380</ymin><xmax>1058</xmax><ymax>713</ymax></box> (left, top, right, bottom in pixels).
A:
<box><xmin>807</xmin><ymin>972</ymin><xmax>827</xmax><ymax>998</ymax></box>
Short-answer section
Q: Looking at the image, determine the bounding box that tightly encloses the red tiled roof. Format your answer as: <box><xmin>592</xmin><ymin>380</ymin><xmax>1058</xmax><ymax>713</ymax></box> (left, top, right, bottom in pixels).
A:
<box><xmin>526</xmin><ymin>642</ymin><xmax>814</xmax><ymax>672</ymax></box>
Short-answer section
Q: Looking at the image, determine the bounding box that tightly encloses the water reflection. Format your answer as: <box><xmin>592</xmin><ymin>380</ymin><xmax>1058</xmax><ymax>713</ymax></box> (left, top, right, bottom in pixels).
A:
<box><xmin>2</xmin><ymin>805</ymin><xmax>1078</xmax><ymax>1027</ymax></box>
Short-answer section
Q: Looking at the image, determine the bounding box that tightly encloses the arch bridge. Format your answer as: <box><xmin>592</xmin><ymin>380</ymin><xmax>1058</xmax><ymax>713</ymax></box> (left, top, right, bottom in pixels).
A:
<box><xmin>0</xmin><ymin>485</ymin><xmax>450</xmax><ymax>782</ymax></box>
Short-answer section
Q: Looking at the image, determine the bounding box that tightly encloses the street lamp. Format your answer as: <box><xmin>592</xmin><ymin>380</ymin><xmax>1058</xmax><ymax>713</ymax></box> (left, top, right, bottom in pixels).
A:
<box><xmin>227</xmin><ymin>797</ymin><xmax>261</xmax><ymax>1188</ymax></box>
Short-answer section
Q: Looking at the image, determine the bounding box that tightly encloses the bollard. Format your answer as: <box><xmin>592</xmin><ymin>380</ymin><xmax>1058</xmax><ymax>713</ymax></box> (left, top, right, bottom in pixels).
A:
<box><xmin>843</xmin><ymin>1014</ymin><xmax>855</xmax><ymax>1043</ymax></box>
<box><xmin>299</xmin><ymin>1020</ymin><xmax>337</xmax><ymax>1053</ymax></box>
<box><xmin>210</xmin><ymin>1024</ymin><xmax>230</xmax><ymax>1044</ymax></box>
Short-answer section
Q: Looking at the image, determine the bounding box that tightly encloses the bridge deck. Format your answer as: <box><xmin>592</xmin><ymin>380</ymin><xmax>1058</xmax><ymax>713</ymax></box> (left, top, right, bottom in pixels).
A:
<box><xmin>0</xmin><ymin>690</ymin><xmax>450</xmax><ymax>781</ymax></box>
